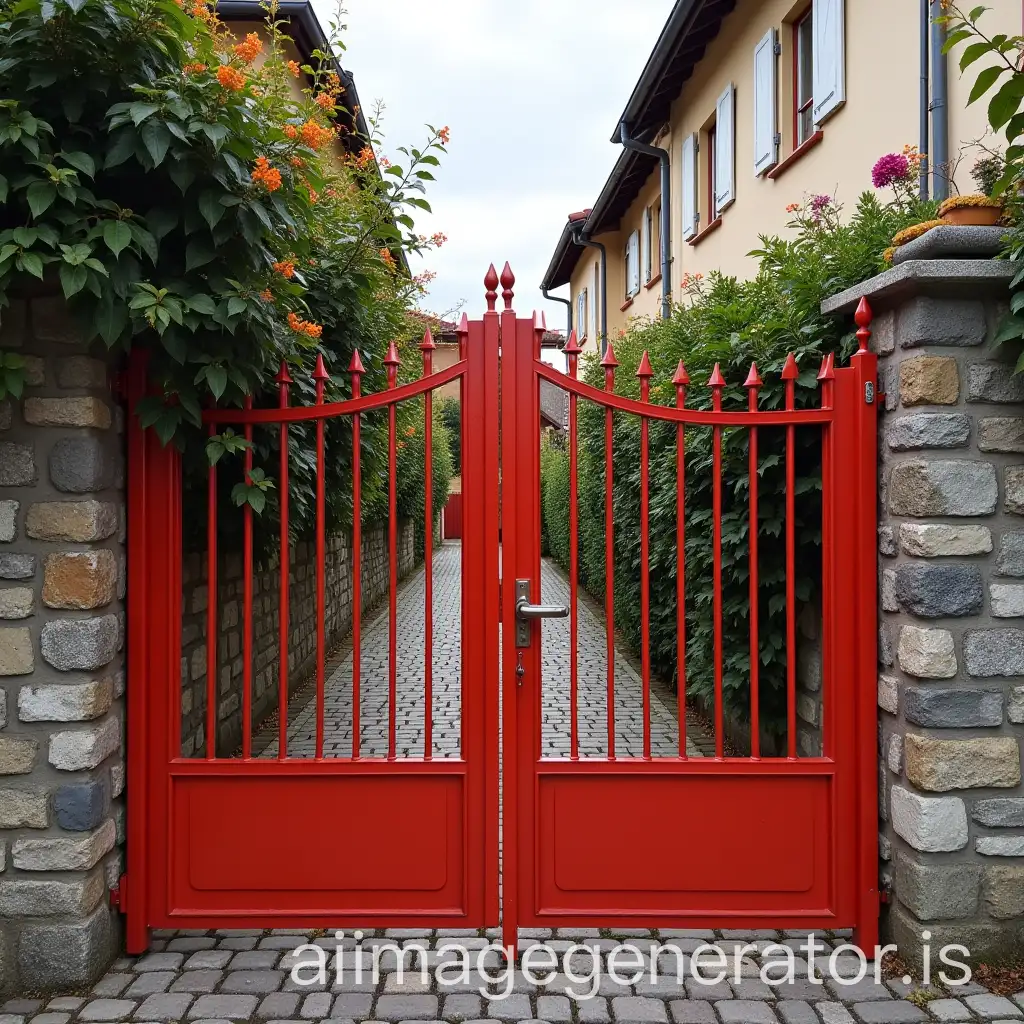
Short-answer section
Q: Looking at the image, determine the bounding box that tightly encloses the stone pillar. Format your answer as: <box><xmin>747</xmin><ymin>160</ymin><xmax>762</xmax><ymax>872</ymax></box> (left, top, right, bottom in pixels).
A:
<box><xmin>823</xmin><ymin>239</ymin><xmax>1024</xmax><ymax>967</ymax></box>
<box><xmin>0</xmin><ymin>295</ymin><xmax>124</xmax><ymax>991</ymax></box>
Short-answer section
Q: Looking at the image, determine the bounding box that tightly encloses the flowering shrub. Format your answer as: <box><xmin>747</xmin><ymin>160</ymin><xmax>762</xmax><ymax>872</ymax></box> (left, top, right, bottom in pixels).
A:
<box><xmin>0</xmin><ymin>0</ymin><xmax>453</xmax><ymax>540</ymax></box>
<box><xmin>871</xmin><ymin>145</ymin><xmax>925</xmax><ymax>209</ymax></box>
<box><xmin>540</xmin><ymin>190</ymin><xmax>933</xmax><ymax>742</ymax></box>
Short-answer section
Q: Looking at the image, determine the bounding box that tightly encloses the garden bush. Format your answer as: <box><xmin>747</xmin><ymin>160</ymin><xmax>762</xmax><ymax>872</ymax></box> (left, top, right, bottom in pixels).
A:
<box><xmin>0</xmin><ymin>0</ymin><xmax>453</xmax><ymax>550</ymax></box>
<box><xmin>541</xmin><ymin>189</ymin><xmax>935</xmax><ymax>744</ymax></box>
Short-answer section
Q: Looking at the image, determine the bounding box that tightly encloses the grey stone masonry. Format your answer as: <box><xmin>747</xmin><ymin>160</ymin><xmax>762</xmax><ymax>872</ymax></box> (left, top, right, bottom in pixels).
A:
<box><xmin>824</xmin><ymin>259</ymin><xmax>1024</xmax><ymax>968</ymax></box>
<box><xmin>0</xmin><ymin>293</ymin><xmax>124</xmax><ymax>993</ymax></box>
<box><xmin>179</xmin><ymin>521</ymin><xmax>415</xmax><ymax>758</ymax></box>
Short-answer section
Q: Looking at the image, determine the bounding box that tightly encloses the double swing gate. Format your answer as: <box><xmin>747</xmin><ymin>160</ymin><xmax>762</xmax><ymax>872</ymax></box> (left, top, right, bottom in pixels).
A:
<box><xmin>125</xmin><ymin>264</ymin><xmax>879</xmax><ymax>954</ymax></box>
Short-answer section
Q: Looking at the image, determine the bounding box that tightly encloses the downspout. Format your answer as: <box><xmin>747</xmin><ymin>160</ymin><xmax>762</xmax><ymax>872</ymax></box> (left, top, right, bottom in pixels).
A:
<box><xmin>619</xmin><ymin>122</ymin><xmax>672</xmax><ymax>321</ymax></box>
<box><xmin>542</xmin><ymin>288</ymin><xmax>573</xmax><ymax>338</ymax></box>
<box><xmin>573</xmin><ymin>229</ymin><xmax>608</xmax><ymax>353</ymax></box>
<box><xmin>930</xmin><ymin>0</ymin><xmax>949</xmax><ymax>200</ymax></box>
<box><xmin>920</xmin><ymin>0</ymin><xmax>930</xmax><ymax>199</ymax></box>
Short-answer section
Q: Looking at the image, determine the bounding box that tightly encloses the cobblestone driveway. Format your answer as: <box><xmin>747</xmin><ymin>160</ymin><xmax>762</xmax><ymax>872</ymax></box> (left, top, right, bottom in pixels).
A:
<box><xmin>263</xmin><ymin>542</ymin><xmax>706</xmax><ymax>759</ymax></box>
<box><xmin>23</xmin><ymin>926</ymin><xmax>1022</xmax><ymax>1024</ymax></box>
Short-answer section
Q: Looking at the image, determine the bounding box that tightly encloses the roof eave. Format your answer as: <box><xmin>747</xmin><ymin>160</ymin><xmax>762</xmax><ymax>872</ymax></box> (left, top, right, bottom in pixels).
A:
<box><xmin>539</xmin><ymin>219</ymin><xmax>585</xmax><ymax>292</ymax></box>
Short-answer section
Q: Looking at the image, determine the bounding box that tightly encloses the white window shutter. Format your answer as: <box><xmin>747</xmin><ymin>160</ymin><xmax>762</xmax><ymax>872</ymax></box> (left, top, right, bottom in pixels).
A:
<box><xmin>715</xmin><ymin>83</ymin><xmax>736</xmax><ymax>212</ymax></box>
<box><xmin>681</xmin><ymin>133</ymin><xmax>698</xmax><ymax>240</ymax></box>
<box><xmin>577</xmin><ymin>289</ymin><xmax>587</xmax><ymax>337</ymax></box>
<box><xmin>813</xmin><ymin>0</ymin><xmax>845</xmax><ymax>125</ymax></box>
<box><xmin>641</xmin><ymin>209</ymin><xmax>651</xmax><ymax>283</ymax></box>
<box><xmin>628</xmin><ymin>231</ymin><xmax>640</xmax><ymax>296</ymax></box>
<box><xmin>753</xmin><ymin>30</ymin><xmax>778</xmax><ymax>176</ymax></box>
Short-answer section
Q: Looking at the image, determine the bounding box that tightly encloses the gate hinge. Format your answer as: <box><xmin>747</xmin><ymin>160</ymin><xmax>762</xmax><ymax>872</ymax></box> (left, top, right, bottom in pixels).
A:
<box><xmin>110</xmin><ymin>874</ymin><xmax>127</xmax><ymax>913</ymax></box>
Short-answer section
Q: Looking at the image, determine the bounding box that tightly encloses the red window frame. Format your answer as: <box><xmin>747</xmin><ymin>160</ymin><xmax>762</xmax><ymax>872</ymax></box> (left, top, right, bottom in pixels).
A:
<box><xmin>793</xmin><ymin>6</ymin><xmax>813</xmax><ymax>148</ymax></box>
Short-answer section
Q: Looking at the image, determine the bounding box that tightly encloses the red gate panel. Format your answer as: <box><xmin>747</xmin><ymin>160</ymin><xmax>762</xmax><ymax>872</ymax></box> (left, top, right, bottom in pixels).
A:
<box><xmin>497</xmin><ymin>264</ymin><xmax>879</xmax><ymax>950</ymax></box>
<box><xmin>444</xmin><ymin>493</ymin><xmax>463</xmax><ymax>539</ymax></box>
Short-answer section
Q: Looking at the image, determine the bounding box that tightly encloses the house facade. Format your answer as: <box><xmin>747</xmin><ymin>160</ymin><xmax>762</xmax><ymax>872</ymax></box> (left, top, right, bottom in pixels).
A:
<box><xmin>541</xmin><ymin>0</ymin><xmax>1022</xmax><ymax>353</ymax></box>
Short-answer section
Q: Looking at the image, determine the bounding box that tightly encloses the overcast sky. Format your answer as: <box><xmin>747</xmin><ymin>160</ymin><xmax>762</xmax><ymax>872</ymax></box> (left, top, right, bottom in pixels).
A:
<box><xmin>313</xmin><ymin>0</ymin><xmax>676</xmax><ymax>333</ymax></box>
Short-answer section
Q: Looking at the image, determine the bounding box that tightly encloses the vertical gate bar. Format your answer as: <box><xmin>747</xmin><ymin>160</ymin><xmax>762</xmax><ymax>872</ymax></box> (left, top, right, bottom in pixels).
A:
<box><xmin>709</xmin><ymin>364</ymin><xmax>725</xmax><ymax>758</ymax></box>
<box><xmin>385</xmin><ymin>341</ymin><xmax>401</xmax><ymax>761</ymax></box>
<box><xmin>242</xmin><ymin>398</ymin><xmax>254</xmax><ymax>760</ymax></box>
<box><xmin>421</xmin><ymin>331</ymin><xmax>435</xmax><ymax>760</ymax></box>
<box><xmin>673</xmin><ymin>362</ymin><xmax>689</xmax><ymax>759</ymax></box>
<box><xmin>206</xmin><ymin>413</ymin><xmax>218</xmax><ymax>761</ymax></box>
<box><xmin>819</xmin><ymin>352</ymin><xmax>835</xmax><ymax>763</ymax></box>
<box><xmin>745</xmin><ymin>364</ymin><xmax>762</xmax><ymax>759</ymax></box>
<box><xmin>852</xmin><ymin>299</ymin><xmax>880</xmax><ymax>952</ymax></box>
<box><xmin>276</xmin><ymin>361</ymin><xmax>293</xmax><ymax>760</ymax></box>
<box><xmin>313</xmin><ymin>355</ymin><xmax>329</xmax><ymax>760</ymax></box>
<box><xmin>637</xmin><ymin>352</ymin><xmax>653</xmax><ymax>760</ymax></box>
<box><xmin>782</xmin><ymin>355</ymin><xmax>798</xmax><ymax>759</ymax></box>
<box><xmin>350</xmin><ymin>351</ymin><xmax>365</xmax><ymax>759</ymax></box>
<box><xmin>566</xmin><ymin>331</ymin><xmax>581</xmax><ymax>760</ymax></box>
<box><xmin>601</xmin><ymin>344</ymin><xmax>618</xmax><ymax>759</ymax></box>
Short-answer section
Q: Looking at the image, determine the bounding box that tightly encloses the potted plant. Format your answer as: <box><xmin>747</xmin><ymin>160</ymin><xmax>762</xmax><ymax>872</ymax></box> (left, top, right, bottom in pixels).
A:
<box><xmin>937</xmin><ymin>154</ymin><xmax>1005</xmax><ymax>226</ymax></box>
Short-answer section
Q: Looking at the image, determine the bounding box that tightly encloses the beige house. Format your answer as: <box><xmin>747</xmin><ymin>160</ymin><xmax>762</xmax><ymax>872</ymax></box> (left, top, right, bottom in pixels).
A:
<box><xmin>541</xmin><ymin>0</ymin><xmax>1022</xmax><ymax>353</ymax></box>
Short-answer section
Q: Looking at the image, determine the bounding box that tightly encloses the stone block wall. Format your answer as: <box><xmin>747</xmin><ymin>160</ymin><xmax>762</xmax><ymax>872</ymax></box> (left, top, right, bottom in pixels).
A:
<box><xmin>824</xmin><ymin>257</ymin><xmax>1024</xmax><ymax>966</ymax></box>
<box><xmin>0</xmin><ymin>295</ymin><xmax>124</xmax><ymax>992</ymax></box>
<box><xmin>180</xmin><ymin>521</ymin><xmax>415</xmax><ymax>757</ymax></box>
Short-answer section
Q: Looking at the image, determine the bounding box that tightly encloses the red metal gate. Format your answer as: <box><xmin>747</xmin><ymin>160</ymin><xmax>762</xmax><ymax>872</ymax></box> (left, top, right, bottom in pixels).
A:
<box><xmin>125</xmin><ymin>261</ymin><xmax>877</xmax><ymax>952</ymax></box>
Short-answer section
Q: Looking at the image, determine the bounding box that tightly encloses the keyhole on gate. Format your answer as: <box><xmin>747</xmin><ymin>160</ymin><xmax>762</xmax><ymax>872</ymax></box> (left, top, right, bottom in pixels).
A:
<box><xmin>516</xmin><ymin>651</ymin><xmax>525</xmax><ymax>686</ymax></box>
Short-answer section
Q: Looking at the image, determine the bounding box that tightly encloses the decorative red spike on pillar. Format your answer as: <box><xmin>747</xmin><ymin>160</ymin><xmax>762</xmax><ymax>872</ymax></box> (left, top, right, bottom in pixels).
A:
<box><xmin>457</xmin><ymin>313</ymin><xmax>469</xmax><ymax>360</ymax></box>
<box><xmin>636</xmin><ymin>351</ymin><xmax>653</xmax><ymax>759</ymax></box>
<box><xmin>420</xmin><ymin>328</ymin><xmax>436</xmax><ymax>370</ymax></box>
<box><xmin>674</xmin><ymin>360</ymin><xmax>688</xmax><ymax>758</ymax></box>
<box><xmin>349</xmin><ymin>349</ymin><xmax>363</xmax><ymax>758</ymax></box>
<box><xmin>707</xmin><ymin>362</ymin><xmax>725</xmax><ymax>411</ymax></box>
<box><xmin>781</xmin><ymin>352</ymin><xmax>799</xmax><ymax>383</ymax></box>
<box><xmin>484</xmin><ymin>264</ymin><xmax>499</xmax><ymax>313</ymax></box>
<box><xmin>601</xmin><ymin>339</ymin><xmax>617</xmax><ymax>756</ymax></box>
<box><xmin>384</xmin><ymin>340</ymin><xmax>401</xmax><ymax>386</ymax></box>
<box><xmin>855</xmin><ymin>296</ymin><xmax>873</xmax><ymax>354</ymax></box>
<box><xmin>275</xmin><ymin>360</ymin><xmax>294</xmax><ymax>387</ymax></box>
<box><xmin>563</xmin><ymin>330</ymin><xmax>581</xmax><ymax>379</ymax></box>
<box><xmin>312</xmin><ymin>354</ymin><xmax>329</xmax><ymax>759</ymax></box>
<box><xmin>500</xmin><ymin>262</ymin><xmax>515</xmax><ymax>311</ymax></box>
<box><xmin>744</xmin><ymin>362</ymin><xmax>763</xmax><ymax>390</ymax></box>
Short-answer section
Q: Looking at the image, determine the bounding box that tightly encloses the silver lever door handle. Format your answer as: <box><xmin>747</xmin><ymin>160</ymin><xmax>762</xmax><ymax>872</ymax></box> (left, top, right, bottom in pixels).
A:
<box><xmin>515</xmin><ymin>598</ymin><xmax>569</xmax><ymax>620</ymax></box>
<box><xmin>514</xmin><ymin>578</ymin><xmax>568</xmax><ymax>648</ymax></box>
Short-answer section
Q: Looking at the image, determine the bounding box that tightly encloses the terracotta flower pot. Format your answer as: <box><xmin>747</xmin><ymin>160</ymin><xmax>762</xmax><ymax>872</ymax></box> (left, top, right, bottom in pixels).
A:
<box><xmin>940</xmin><ymin>205</ymin><xmax>1003</xmax><ymax>227</ymax></box>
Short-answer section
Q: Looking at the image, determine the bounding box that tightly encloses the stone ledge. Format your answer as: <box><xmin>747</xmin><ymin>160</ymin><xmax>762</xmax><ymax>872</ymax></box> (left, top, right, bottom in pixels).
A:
<box><xmin>821</xmin><ymin>259</ymin><xmax>1014</xmax><ymax>317</ymax></box>
<box><xmin>891</xmin><ymin>225</ymin><xmax>1005</xmax><ymax>265</ymax></box>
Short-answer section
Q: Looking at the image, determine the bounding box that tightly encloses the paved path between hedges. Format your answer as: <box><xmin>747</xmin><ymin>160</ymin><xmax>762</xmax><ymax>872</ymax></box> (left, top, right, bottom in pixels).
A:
<box><xmin>18</xmin><ymin>927</ymin><xmax>1021</xmax><ymax>1024</ymax></box>
<box><xmin>260</xmin><ymin>541</ymin><xmax>710</xmax><ymax>759</ymax></box>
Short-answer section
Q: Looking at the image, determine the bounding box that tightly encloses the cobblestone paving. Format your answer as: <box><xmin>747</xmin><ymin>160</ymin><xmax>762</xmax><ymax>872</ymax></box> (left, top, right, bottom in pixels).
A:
<box><xmin>262</xmin><ymin>543</ymin><xmax>708</xmax><ymax>760</ymax></box>
<box><xmin>21</xmin><ymin>927</ymin><xmax>1021</xmax><ymax>1024</ymax></box>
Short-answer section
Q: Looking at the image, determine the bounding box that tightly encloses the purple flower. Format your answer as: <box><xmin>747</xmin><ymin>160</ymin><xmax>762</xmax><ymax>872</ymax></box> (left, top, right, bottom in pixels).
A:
<box><xmin>811</xmin><ymin>193</ymin><xmax>832</xmax><ymax>212</ymax></box>
<box><xmin>872</xmin><ymin>153</ymin><xmax>910</xmax><ymax>189</ymax></box>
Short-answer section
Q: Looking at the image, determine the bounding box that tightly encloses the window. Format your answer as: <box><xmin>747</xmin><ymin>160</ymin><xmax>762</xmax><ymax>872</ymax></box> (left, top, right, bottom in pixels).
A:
<box><xmin>714</xmin><ymin>83</ymin><xmax>736</xmax><ymax>213</ymax></box>
<box><xmin>641</xmin><ymin>207</ymin><xmax>653</xmax><ymax>284</ymax></box>
<box><xmin>681</xmin><ymin>134</ymin><xmax>698</xmax><ymax>240</ymax></box>
<box><xmin>577</xmin><ymin>288</ymin><xmax>588</xmax><ymax>340</ymax></box>
<box><xmin>625</xmin><ymin>230</ymin><xmax>640</xmax><ymax>299</ymax></box>
<box><xmin>794</xmin><ymin>8</ymin><xmax>813</xmax><ymax>145</ymax></box>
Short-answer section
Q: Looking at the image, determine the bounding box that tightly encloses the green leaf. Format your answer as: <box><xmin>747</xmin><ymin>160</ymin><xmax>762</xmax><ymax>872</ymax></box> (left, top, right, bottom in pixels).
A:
<box><xmin>103</xmin><ymin>220</ymin><xmax>132</xmax><ymax>257</ymax></box>
<box><xmin>12</xmin><ymin>228</ymin><xmax>37</xmax><ymax>248</ymax></box>
<box><xmin>988</xmin><ymin>75</ymin><xmax>1024</xmax><ymax>130</ymax></box>
<box><xmin>187</xmin><ymin>293</ymin><xmax>217</xmax><ymax>315</ymax></box>
<box><xmin>206</xmin><ymin>364</ymin><xmax>227</xmax><ymax>399</ymax></box>
<box><xmin>105</xmin><ymin>130</ymin><xmax>136</xmax><ymax>169</ymax></box>
<box><xmin>129</xmin><ymin>224</ymin><xmax>158</xmax><ymax>264</ymax></box>
<box><xmin>60</xmin><ymin>151</ymin><xmax>95</xmax><ymax>177</ymax></box>
<box><xmin>0</xmin><ymin>175</ymin><xmax>7</xmax><ymax>204</ymax></box>
<box><xmin>995</xmin><ymin>314</ymin><xmax>1024</xmax><ymax>343</ymax></box>
<box><xmin>25</xmin><ymin>181</ymin><xmax>55</xmax><ymax>217</ymax></box>
<box><xmin>185</xmin><ymin>238</ymin><xmax>215</xmax><ymax>270</ymax></box>
<box><xmin>199</xmin><ymin>190</ymin><xmax>225</xmax><ymax>229</ymax></box>
<box><xmin>140</xmin><ymin>121</ymin><xmax>170</xmax><ymax>167</ymax></box>
<box><xmin>227</xmin><ymin>296</ymin><xmax>247</xmax><ymax>316</ymax></box>
<box><xmin>59</xmin><ymin>262</ymin><xmax>87</xmax><ymax>298</ymax></box>
<box><xmin>969</xmin><ymin>6</ymin><xmax>990</xmax><ymax>20</ymax></box>
<box><xmin>145</xmin><ymin>206</ymin><xmax>178</xmax><ymax>241</ymax></box>
<box><xmin>18</xmin><ymin>252</ymin><xmax>43</xmax><ymax>279</ymax></box>
<box><xmin>129</xmin><ymin>103</ymin><xmax>160</xmax><ymax>126</ymax></box>
<box><xmin>968</xmin><ymin>65</ymin><xmax>1006</xmax><ymax>104</ymax></box>
<box><xmin>960</xmin><ymin>40</ymin><xmax>994</xmax><ymax>71</ymax></box>
<box><xmin>943</xmin><ymin>28</ymin><xmax>975</xmax><ymax>51</ymax></box>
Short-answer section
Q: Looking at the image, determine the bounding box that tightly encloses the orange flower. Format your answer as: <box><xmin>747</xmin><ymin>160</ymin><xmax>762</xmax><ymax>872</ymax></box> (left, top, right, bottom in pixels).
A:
<box><xmin>287</xmin><ymin>60</ymin><xmax>301</xmax><ymax>77</ymax></box>
<box><xmin>404</xmin><ymin>425</ymin><xmax>416</xmax><ymax>438</ymax></box>
<box><xmin>785</xmin><ymin>202</ymin><xmax>801</xmax><ymax>213</ymax></box>
<box><xmin>438</xmin><ymin>125</ymin><xmax>451</xmax><ymax>144</ymax></box>
<box><xmin>283</xmin><ymin>124</ymin><xmax>298</xmax><ymax>139</ymax></box>
<box><xmin>272</xmin><ymin>260</ymin><xmax>296</xmax><ymax>279</ymax></box>
<box><xmin>430</xmin><ymin>232</ymin><xmax>447</xmax><ymax>247</ymax></box>
<box><xmin>252</xmin><ymin>156</ymin><xmax>282</xmax><ymax>192</ymax></box>
<box><xmin>286</xmin><ymin>311</ymin><xmax>323</xmax><ymax>338</ymax></box>
<box><xmin>259</xmin><ymin>289</ymin><xmax>274</xmax><ymax>302</ymax></box>
<box><xmin>380</xmin><ymin>247</ymin><xmax>396</xmax><ymax>271</ymax></box>
<box><xmin>299</xmin><ymin>119</ymin><xmax>334</xmax><ymax>150</ymax></box>
<box><xmin>216</xmin><ymin>65</ymin><xmax>246</xmax><ymax>91</ymax></box>
<box><xmin>233</xmin><ymin>32</ymin><xmax>263</xmax><ymax>63</ymax></box>
<box><xmin>354</xmin><ymin>145</ymin><xmax>375</xmax><ymax>170</ymax></box>
<box><xmin>183</xmin><ymin>62</ymin><xmax>207</xmax><ymax>75</ymax></box>
<box><xmin>290</xmin><ymin>156</ymin><xmax>305</xmax><ymax>168</ymax></box>
<box><xmin>315</xmin><ymin>92</ymin><xmax>336</xmax><ymax>112</ymax></box>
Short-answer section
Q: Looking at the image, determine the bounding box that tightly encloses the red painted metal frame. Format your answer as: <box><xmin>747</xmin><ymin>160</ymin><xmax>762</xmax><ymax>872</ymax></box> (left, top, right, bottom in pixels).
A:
<box><xmin>125</xmin><ymin>322</ymin><xmax>498</xmax><ymax>943</ymax></box>
<box><xmin>500</xmin><ymin>278</ymin><xmax>879</xmax><ymax>950</ymax></box>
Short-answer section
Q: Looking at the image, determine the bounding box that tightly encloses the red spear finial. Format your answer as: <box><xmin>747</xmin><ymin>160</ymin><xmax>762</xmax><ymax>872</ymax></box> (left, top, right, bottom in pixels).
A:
<box><xmin>484</xmin><ymin>264</ymin><xmax>499</xmax><ymax>312</ymax></box>
<box><xmin>744</xmin><ymin>362</ymin><xmax>763</xmax><ymax>389</ymax></box>
<box><xmin>781</xmin><ymin>353</ymin><xmax>799</xmax><ymax>380</ymax></box>
<box><xmin>707</xmin><ymin>363</ymin><xmax>726</xmax><ymax>388</ymax></box>
<box><xmin>419</xmin><ymin>328</ymin><xmax>436</xmax><ymax>351</ymax></box>
<box><xmin>312</xmin><ymin>353</ymin><xmax>330</xmax><ymax>381</ymax></box>
<box><xmin>275</xmin><ymin>360</ymin><xmax>293</xmax><ymax>386</ymax></box>
<box><xmin>384</xmin><ymin>341</ymin><xmax>401</xmax><ymax>367</ymax></box>
<box><xmin>347</xmin><ymin>349</ymin><xmax>365</xmax><ymax>375</ymax></box>
<box><xmin>600</xmin><ymin>342</ymin><xmax>618</xmax><ymax>369</ymax></box>
<box><xmin>855</xmin><ymin>296</ymin><xmax>873</xmax><ymax>354</ymax></box>
<box><xmin>672</xmin><ymin>360</ymin><xmax>690</xmax><ymax>388</ymax></box>
<box><xmin>500</xmin><ymin>262</ymin><xmax>515</xmax><ymax>310</ymax></box>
